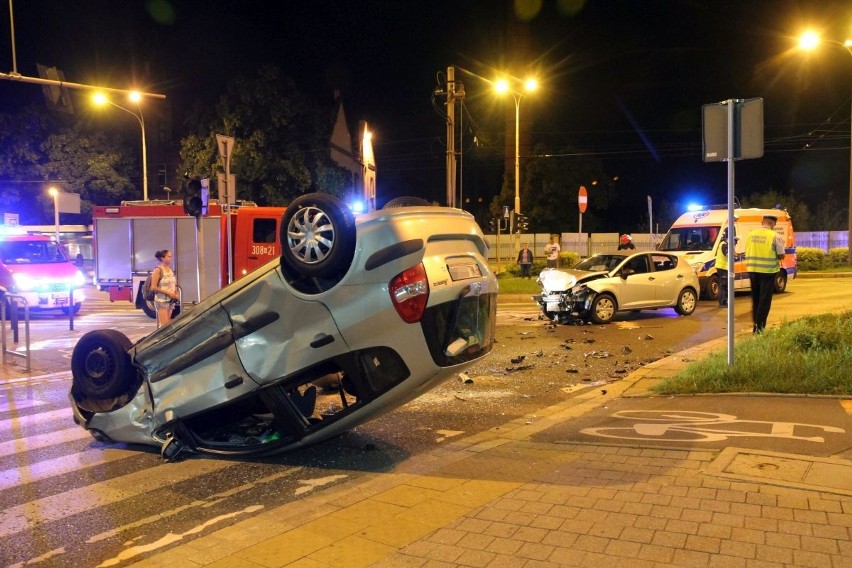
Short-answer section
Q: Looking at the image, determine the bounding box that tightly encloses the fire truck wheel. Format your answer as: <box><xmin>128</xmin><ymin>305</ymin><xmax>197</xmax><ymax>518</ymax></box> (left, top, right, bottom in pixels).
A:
<box><xmin>71</xmin><ymin>330</ymin><xmax>135</xmax><ymax>399</ymax></box>
<box><xmin>382</xmin><ymin>196</ymin><xmax>431</xmax><ymax>208</ymax></box>
<box><xmin>281</xmin><ymin>193</ymin><xmax>356</xmax><ymax>279</ymax></box>
<box><xmin>141</xmin><ymin>299</ymin><xmax>157</xmax><ymax>319</ymax></box>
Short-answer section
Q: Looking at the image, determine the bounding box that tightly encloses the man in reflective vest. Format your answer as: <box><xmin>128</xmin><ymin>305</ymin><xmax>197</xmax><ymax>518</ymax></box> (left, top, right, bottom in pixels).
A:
<box><xmin>714</xmin><ymin>228</ymin><xmax>736</xmax><ymax>308</ymax></box>
<box><xmin>744</xmin><ymin>214</ymin><xmax>785</xmax><ymax>334</ymax></box>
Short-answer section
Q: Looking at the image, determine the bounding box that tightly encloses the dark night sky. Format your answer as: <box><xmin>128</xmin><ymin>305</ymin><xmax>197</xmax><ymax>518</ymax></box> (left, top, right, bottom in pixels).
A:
<box><xmin>2</xmin><ymin>0</ymin><xmax>851</xmax><ymax>225</ymax></box>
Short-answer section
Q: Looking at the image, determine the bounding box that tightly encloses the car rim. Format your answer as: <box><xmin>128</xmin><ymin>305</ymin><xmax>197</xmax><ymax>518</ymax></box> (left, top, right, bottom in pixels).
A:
<box><xmin>287</xmin><ymin>206</ymin><xmax>336</xmax><ymax>265</ymax></box>
<box><xmin>596</xmin><ymin>298</ymin><xmax>615</xmax><ymax>320</ymax></box>
<box><xmin>682</xmin><ymin>292</ymin><xmax>696</xmax><ymax>312</ymax></box>
<box><xmin>84</xmin><ymin>346</ymin><xmax>112</xmax><ymax>385</ymax></box>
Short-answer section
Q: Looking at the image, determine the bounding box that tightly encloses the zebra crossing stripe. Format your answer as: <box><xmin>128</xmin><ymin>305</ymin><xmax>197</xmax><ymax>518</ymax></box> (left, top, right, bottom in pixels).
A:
<box><xmin>0</xmin><ymin>426</ymin><xmax>92</xmax><ymax>458</ymax></box>
<box><xmin>0</xmin><ymin>457</ymin><xmax>233</xmax><ymax>538</ymax></box>
<box><xmin>0</xmin><ymin>447</ymin><xmax>139</xmax><ymax>491</ymax></box>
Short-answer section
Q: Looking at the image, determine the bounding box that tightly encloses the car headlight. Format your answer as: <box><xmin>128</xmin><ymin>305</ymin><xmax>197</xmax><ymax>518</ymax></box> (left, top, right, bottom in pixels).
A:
<box><xmin>71</xmin><ymin>270</ymin><xmax>86</xmax><ymax>288</ymax></box>
<box><xmin>12</xmin><ymin>273</ymin><xmax>36</xmax><ymax>292</ymax></box>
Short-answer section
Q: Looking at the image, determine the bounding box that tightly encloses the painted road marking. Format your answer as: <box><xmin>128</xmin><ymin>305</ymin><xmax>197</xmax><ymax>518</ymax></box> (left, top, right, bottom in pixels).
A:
<box><xmin>580</xmin><ymin>410</ymin><xmax>846</xmax><ymax>443</ymax></box>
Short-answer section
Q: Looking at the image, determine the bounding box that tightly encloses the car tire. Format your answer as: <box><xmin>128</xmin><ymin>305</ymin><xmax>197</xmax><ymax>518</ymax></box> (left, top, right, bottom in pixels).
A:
<box><xmin>383</xmin><ymin>196</ymin><xmax>432</xmax><ymax>208</ymax></box>
<box><xmin>589</xmin><ymin>294</ymin><xmax>617</xmax><ymax>324</ymax></box>
<box><xmin>706</xmin><ymin>274</ymin><xmax>720</xmax><ymax>301</ymax></box>
<box><xmin>280</xmin><ymin>193</ymin><xmax>356</xmax><ymax>279</ymax></box>
<box><xmin>675</xmin><ymin>288</ymin><xmax>698</xmax><ymax>316</ymax></box>
<box><xmin>773</xmin><ymin>270</ymin><xmax>787</xmax><ymax>293</ymax></box>
<box><xmin>61</xmin><ymin>302</ymin><xmax>83</xmax><ymax>316</ymax></box>
<box><xmin>71</xmin><ymin>329</ymin><xmax>135</xmax><ymax>399</ymax></box>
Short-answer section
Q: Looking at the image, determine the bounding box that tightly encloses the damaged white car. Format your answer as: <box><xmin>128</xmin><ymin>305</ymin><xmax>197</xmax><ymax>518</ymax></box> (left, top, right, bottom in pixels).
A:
<box><xmin>70</xmin><ymin>194</ymin><xmax>497</xmax><ymax>460</ymax></box>
<box><xmin>534</xmin><ymin>251</ymin><xmax>699</xmax><ymax>325</ymax></box>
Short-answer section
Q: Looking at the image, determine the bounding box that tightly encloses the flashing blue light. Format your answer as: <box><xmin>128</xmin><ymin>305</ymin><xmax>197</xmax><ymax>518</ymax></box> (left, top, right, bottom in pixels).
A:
<box><xmin>349</xmin><ymin>200</ymin><xmax>365</xmax><ymax>214</ymax></box>
<box><xmin>686</xmin><ymin>203</ymin><xmax>704</xmax><ymax>212</ymax></box>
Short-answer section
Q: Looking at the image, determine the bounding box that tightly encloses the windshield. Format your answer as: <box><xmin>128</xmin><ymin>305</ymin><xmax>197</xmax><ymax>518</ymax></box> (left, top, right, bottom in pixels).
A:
<box><xmin>657</xmin><ymin>226</ymin><xmax>721</xmax><ymax>252</ymax></box>
<box><xmin>0</xmin><ymin>240</ymin><xmax>69</xmax><ymax>264</ymax></box>
<box><xmin>573</xmin><ymin>254</ymin><xmax>627</xmax><ymax>272</ymax></box>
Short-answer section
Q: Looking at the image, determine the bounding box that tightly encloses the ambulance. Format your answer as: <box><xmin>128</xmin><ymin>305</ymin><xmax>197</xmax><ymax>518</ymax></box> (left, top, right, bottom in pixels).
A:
<box><xmin>657</xmin><ymin>205</ymin><xmax>796</xmax><ymax>300</ymax></box>
<box><xmin>0</xmin><ymin>226</ymin><xmax>87</xmax><ymax>313</ymax></box>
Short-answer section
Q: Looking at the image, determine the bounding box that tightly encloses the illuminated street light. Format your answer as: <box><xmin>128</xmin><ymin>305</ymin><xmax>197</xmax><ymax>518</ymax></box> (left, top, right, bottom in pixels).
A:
<box><xmin>93</xmin><ymin>91</ymin><xmax>149</xmax><ymax>201</ymax></box>
<box><xmin>48</xmin><ymin>186</ymin><xmax>60</xmax><ymax>243</ymax></box>
<box><xmin>495</xmin><ymin>76</ymin><xmax>539</xmax><ymax>221</ymax></box>
<box><xmin>797</xmin><ymin>31</ymin><xmax>852</xmax><ymax>266</ymax></box>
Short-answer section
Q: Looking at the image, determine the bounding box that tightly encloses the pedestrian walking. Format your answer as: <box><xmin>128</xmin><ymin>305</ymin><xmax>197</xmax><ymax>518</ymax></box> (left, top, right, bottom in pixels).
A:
<box><xmin>517</xmin><ymin>243</ymin><xmax>534</xmax><ymax>278</ymax></box>
<box><xmin>544</xmin><ymin>236</ymin><xmax>561</xmax><ymax>269</ymax></box>
<box><xmin>151</xmin><ymin>249</ymin><xmax>179</xmax><ymax>327</ymax></box>
<box><xmin>744</xmin><ymin>214</ymin><xmax>785</xmax><ymax>334</ymax></box>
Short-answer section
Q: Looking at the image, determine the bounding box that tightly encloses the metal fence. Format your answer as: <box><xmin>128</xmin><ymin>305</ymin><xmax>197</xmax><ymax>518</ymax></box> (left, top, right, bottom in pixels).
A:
<box><xmin>484</xmin><ymin>231</ymin><xmax>848</xmax><ymax>262</ymax></box>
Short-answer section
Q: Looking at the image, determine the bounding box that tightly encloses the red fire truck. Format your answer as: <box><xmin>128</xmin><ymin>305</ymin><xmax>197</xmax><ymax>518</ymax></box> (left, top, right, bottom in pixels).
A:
<box><xmin>93</xmin><ymin>201</ymin><xmax>285</xmax><ymax>317</ymax></box>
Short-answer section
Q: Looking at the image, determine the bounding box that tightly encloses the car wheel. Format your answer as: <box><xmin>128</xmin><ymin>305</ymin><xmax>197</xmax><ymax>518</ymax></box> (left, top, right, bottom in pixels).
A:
<box><xmin>675</xmin><ymin>288</ymin><xmax>698</xmax><ymax>316</ymax></box>
<box><xmin>71</xmin><ymin>329</ymin><xmax>135</xmax><ymax>399</ymax></box>
<box><xmin>61</xmin><ymin>302</ymin><xmax>83</xmax><ymax>316</ymax></box>
<box><xmin>773</xmin><ymin>270</ymin><xmax>787</xmax><ymax>293</ymax></box>
<box><xmin>383</xmin><ymin>196</ymin><xmax>431</xmax><ymax>208</ymax></box>
<box><xmin>589</xmin><ymin>294</ymin><xmax>617</xmax><ymax>324</ymax></box>
<box><xmin>706</xmin><ymin>274</ymin><xmax>720</xmax><ymax>301</ymax></box>
<box><xmin>280</xmin><ymin>193</ymin><xmax>356</xmax><ymax>279</ymax></box>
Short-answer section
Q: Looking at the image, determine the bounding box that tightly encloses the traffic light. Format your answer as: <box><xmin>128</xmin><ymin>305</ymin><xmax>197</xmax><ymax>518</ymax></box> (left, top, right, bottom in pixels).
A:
<box><xmin>516</xmin><ymin>214</ymin><xmax>529</xmax><ymax>233</ymax></box>
<box><xmin>488</xmin><ymin>219</ymin><xmax>496</xmax><ymax>233</ymax></box>
<box><xmin>183</xmin><ymin>178</ymin><xmax>203</xmax><ymax>217</ymax></box>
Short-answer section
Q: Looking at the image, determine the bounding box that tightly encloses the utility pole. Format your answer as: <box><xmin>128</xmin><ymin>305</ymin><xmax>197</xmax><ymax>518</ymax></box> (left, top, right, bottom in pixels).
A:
<box><xmin>446</xmin><ymin>66</ymin><xmax>457</xmax><ymax>208</ymax></box>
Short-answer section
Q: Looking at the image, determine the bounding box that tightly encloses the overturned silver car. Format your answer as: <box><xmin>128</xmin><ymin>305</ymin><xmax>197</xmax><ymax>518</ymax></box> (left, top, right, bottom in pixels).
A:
<box><xmin>70</xmin><ymin>194</ymin><xmax>497</xmax><ymax>460</ymax></box>
<box><xmin>534</xmin><ymin>252</ymin><xmax>699</xmax><ymax>325</ymax></box>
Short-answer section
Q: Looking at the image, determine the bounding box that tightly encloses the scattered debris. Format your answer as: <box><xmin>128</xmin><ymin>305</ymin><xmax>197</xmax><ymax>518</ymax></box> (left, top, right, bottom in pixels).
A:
<box><xmin>458</xmin><ymin>372</ymin><xmax>474</xmax><ymax>384</ymax></box>
<box><xmin>534</xmin><ymin>350</ymin><xmax>544</xmax><ymax>357</ymax></box>
<box><xmin>505</xmin><ymin>364</ymin><xmax>534</xmax><ymax>373</ymax></box>
<box><xmin>600</xmin><ymin>389</ymin><xmax>607</xmax><ymax>395</ymax></box>
<box><xmin>584</xmin><ymin>351</ymin><xmax>611</xmax><ymax>359</ymax></box>
<box><xmin>564</xmin><ymin>338</ymin><xmax>575</xmax><ymax>344</ymax></box>
<box><xmin>621</xmin><ymin>346</ymin><xmax>632</xmax><ymax>354</ymax></box>
<box><xmin>566</xmin><ymin>367</ymin><xmax>579</xmax><ymax>374</ymax></box>
<box><xmin>583</xmin><ymin>338</ymin><xmax>596</xmax><ymax>344</ymax></box>
<box><xmin>561</xmin><ymin>344</ymin><xmax>573</xmax><ymax>350</ymax></box>
<box><xmin>641</xmin><ymin>333</ymin><xmax>654</xmax><ymax>340</ymax></box>
<box><xmin>510</xmin><ymin>355</ymin><xmax>526</xmax><ymax>364</ymax></box>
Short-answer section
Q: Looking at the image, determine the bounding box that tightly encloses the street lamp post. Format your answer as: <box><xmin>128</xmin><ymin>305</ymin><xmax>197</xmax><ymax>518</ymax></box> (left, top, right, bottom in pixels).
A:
<box><xmin>93</xmin><ymin>91</ymin><xmax>149</xmax><ymax>201</ymax></box>
<box><xmin>798</xmin><ymin>32</ymin><xmax>852</xmax><ymax>266</ymax></box>
<box><xmin>496</xmin><ymin>77</ymin><xmax>538</xmax><ymax>251</ymax></box>
<box><xmin>48</xmin><ymin>186</ymin><xmax>60</xmax><ymax>243</ymax></box>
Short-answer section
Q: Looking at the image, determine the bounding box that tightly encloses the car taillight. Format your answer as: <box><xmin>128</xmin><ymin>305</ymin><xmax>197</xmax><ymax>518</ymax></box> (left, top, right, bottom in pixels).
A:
<box><xmin>389</xmin><ymin>264</ymin><xmax>429</xmax><ymax>323</ymax></box>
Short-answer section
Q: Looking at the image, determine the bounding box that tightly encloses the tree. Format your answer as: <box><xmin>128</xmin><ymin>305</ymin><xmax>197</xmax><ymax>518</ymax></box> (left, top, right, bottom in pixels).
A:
<box><xmin>490</xmin><ymin>144</ymin><xmax>615</xmax><ymax>234</ymax></box>
<box><xmin>39</xmin><ymin>126</ymin><xmax>137</xmax><ymax>222</ymax></box>
<box><xmin>179</xmin><ymin>66</ymin><xmax>349</xmax><ymax>205</ymax></box>
<box><xmin>0</xmin><ymin>106</ymin><xmax>135</xmax><ymax>224</ymax></box>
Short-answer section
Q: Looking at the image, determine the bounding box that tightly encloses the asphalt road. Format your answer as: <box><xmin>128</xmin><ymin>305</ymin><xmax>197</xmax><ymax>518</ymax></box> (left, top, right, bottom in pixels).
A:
<box><xmin>1</xmin><ymin>277</ymin><xmax>850</xmax><ymax>567</ymax></box>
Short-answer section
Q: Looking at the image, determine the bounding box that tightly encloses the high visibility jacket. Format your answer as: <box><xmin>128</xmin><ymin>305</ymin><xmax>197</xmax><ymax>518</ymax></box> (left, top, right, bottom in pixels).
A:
<box><xmin>745</xmin><ymin>227</ymin><xmax>780</xmax><ymax>273</ymax></box>
<box><xmin>715</xmin><ymin>240</ymin><xmax>728</xmax><ymax>271</ymax></box>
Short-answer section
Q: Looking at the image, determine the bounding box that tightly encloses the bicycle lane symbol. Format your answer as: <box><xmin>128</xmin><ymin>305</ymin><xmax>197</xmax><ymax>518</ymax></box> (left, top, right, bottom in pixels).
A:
<box><xmin>580</xmin><ymin>411</ymin><xmax>846</xmax><ymax>443</ymax></box>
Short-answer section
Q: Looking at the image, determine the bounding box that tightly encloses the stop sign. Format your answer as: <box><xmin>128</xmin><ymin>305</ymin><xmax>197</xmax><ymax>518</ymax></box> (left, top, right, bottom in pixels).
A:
<box><xmin>578</xmin><ymin>186</ymin><xmax>588</xmax><ymax>213</ymax></box>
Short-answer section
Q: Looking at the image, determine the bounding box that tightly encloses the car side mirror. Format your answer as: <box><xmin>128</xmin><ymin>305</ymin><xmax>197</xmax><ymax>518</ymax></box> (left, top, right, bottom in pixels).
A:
<box><xmin>621</xmin><ymin>268</ymin><xmax>635</xmax><ymax>279</ymax></box>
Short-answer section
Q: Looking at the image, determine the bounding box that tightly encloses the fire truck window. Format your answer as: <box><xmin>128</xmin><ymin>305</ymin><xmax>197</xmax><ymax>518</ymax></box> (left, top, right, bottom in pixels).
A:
<box><xmin>252</xmin><ymin>219</ymin><xmax>277</xmax><ymax>243</ymax></box>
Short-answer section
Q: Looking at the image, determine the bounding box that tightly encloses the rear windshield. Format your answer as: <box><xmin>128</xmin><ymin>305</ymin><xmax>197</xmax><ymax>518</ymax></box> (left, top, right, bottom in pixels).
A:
<box><xmin>0</xmin><ymin>240</ymin><xmax>69</xmax><ymax>264</ymax></box>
